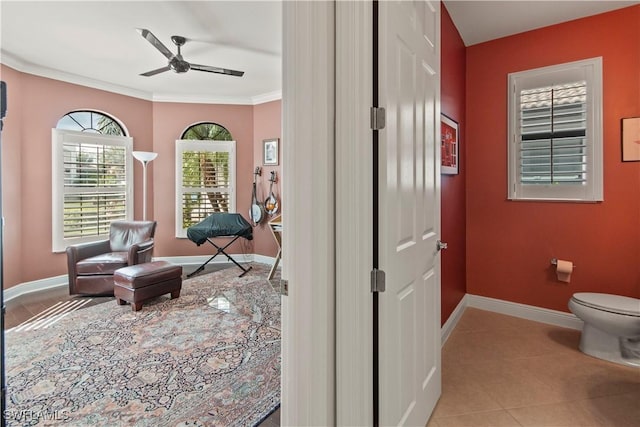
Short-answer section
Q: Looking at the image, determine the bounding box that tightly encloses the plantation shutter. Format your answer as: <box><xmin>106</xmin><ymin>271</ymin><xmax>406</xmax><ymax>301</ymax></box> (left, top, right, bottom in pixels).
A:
<box><xmin>52</xmin><ymin>129</ymin><xmax>133</xmax><ymax>252</ymax></box>
<box><xmin>508</xmin><ymin>57</ymin><xmax>603</xmax><ymax>202</ymax></box>
<box><xmin>519</xmin><ymin>82</ymin><xmax>587</xmax><ymax>185</ymax></box>
<box><xmin>175</xmin><ymin>140</ymin><xmax>236</xmax><ymax>237</ymax></box>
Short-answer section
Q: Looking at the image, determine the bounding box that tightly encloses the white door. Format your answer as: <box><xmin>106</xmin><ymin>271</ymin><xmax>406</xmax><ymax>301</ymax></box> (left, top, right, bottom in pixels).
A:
<box><xmin>378</xmin><ymin>1</ymin><xmax>441</xmax><ymax>425</ymax></box>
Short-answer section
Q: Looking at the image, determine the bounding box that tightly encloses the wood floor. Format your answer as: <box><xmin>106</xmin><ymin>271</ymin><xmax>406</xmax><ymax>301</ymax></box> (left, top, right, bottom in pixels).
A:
<box><xmin>4</xmin><ymin>278</ymin><xmax>638</xmax><ymax>426</ymax></box>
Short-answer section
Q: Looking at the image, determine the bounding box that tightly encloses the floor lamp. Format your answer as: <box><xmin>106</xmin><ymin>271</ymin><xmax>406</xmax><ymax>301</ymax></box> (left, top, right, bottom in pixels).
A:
<box><xmin>132</xmin><ymin>151</ymin><xmax>157</xmax><ymax>221</ymax></box>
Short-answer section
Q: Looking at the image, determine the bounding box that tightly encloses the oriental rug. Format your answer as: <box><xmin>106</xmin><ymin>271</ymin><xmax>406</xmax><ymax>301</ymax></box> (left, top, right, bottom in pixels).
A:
<box><xmin>5</xmin><ymin>263</ymin><xmax>280</xmax><ymax>426</ymax></box>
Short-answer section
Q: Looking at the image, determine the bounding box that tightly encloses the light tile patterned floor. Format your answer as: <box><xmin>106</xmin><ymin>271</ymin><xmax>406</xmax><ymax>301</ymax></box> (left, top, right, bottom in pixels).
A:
<box><xmin>428</xmin><ymin>307</ymin><xmax>640</xmax><ymax>427</ymax></box>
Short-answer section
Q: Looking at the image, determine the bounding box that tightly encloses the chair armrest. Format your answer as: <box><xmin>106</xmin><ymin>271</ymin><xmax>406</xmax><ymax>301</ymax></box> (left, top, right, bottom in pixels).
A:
<box><xmin>66</xmin><ymin>239</ymin><xmax>111</xmax><ymax>294</ymax></box>
<box><xmin>66</xmin><ymin>239</ymin><xmax>111</xmax><ymax>264</ymax></box>
<box><xmin>127</xmin><ymin>238</ymin><xmax>155</xmax><ymax>265</ymax></box>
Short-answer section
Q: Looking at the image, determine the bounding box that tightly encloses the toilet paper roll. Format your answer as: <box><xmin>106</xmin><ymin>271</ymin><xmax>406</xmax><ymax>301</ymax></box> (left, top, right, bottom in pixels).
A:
<box><xmin>556</xmin><ymin>259</ymin><xmax>573</xmax><ymax>283</ymax></box>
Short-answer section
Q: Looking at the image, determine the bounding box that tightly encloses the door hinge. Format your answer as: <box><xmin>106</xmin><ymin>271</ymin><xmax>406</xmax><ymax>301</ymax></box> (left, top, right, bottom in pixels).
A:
<box><xmin>371</xmin><ymin>106</ymin><xmax>386</xmax><ymax>130</ymax></box>
<box><xmin>279</xmin><ymin>279</ymin><xmax>288</xmax><ymax>296</ymax></box>
<box><xmin>371</xmin><ymin>268</ymin><xmax>386</xmax><ymax>293</ymax></box>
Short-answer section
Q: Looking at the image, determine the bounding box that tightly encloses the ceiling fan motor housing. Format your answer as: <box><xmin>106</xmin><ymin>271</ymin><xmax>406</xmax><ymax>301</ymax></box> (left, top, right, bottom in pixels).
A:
<box><xmin>169</xmin><ymin>57</ymin><xmax>190</xmax><ymax>73</ymax></box>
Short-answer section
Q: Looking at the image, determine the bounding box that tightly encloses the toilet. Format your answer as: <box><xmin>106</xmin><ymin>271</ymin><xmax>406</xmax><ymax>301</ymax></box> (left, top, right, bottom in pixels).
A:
<box><xmin>569</xmin><ymin>293</ymin><xmax>640</xmax><ymax>367</ymax></box>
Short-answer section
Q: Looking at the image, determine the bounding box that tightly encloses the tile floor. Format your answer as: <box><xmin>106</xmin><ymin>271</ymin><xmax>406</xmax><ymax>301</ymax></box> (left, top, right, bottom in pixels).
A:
<box><xmin>4</xmin><ymin>283</ymin><xmax>638</xmax><ymax>427</ymax></box>
<box><xmin>429</xmin><ymin>307</ymin><xmax>640</xmax><ymax>427</ymax></box>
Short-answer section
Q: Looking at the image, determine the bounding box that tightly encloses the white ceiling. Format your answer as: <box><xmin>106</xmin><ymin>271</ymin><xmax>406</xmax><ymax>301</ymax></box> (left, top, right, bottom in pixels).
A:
<box><xmin>1</xmin><ymin>1</ymin><xmax>637</xmax><ymax>104</ymax></box>
<box><xmin>444</xmin><ymin>0</ymin><xmax>640</xmax><ymax>46</ymax></box>
<box><xmin>0</xmin><ymin>1</ymin><xmax>282</xmax><ymax>104</ymax></box>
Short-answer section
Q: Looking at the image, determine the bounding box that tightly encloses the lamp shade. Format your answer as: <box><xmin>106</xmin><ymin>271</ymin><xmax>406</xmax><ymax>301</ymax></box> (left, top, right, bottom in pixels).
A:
<box><xmin>132</xmin><ymin>151</ymin><xmax>158</xmax><ymax>162</ymax></box>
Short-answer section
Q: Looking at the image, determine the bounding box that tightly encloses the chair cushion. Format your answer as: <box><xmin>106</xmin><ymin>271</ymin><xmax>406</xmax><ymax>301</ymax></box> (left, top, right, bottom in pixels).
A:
<box><xmin>76</xmin><ymin>252</ymin><xmax>128</xmax><ymax>275</ymax></box>
<box><xmin>109</xmin><ymin>221</ymin><xmax>156</xmax><ymax>252</ymax></box>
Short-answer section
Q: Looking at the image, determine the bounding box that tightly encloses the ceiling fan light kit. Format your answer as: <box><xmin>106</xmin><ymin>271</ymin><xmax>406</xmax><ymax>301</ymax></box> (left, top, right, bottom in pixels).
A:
<box><xmin>137</xmin><ymin>28</ymin><xmax>244</xmax><ymax>78</ymax></box>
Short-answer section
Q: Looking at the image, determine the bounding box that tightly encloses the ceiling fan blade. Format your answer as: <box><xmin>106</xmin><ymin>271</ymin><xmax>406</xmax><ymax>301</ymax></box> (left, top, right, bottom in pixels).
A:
<box><xmin>190</xmin><ymin>64</ymin><xmax>244</xmax><ymax>77</ymax></box>
<box><xmin>140</xmin><ymin>66</ymin><xmax>171</xmax><ymax>77</ymax></box>
<box><xmin>137</xmin><ymin>28</ymin><xmax>174</xmax><ymax>60</ymax></box>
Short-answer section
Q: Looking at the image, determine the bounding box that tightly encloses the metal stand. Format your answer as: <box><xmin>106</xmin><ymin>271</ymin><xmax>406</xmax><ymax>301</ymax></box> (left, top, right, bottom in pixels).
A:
<box><xmin>187</xmin><ymin>236</ymin><xmax>252</xmax><ymax>278</ymax></box>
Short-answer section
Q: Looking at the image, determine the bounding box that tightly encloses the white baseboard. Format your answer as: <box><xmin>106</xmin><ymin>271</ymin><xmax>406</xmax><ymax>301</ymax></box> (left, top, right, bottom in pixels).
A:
<box><xmin>4</xmin><ymin>275</ymin><xmax>68</xmax><ymax>302</ymax></box>
<box><xmin>466</xmin><ymin>294</ymin><xmax>583</xmax><ymax>330</ymax></box>
<box><xmin>439</xmin><ymin>293</ymin><xmax>584</xmax><ymax>343</ymax></box>
<box><xmin>3</xmin><ymin>254</ymin><xmax>277</xmax><ymax>303</ymax></box>
<box><xmin>155</xmin><ymin>254</ymin><xmax>255</xmax><ymax>265</ymax></box>
<box><xmin>253</xmin><ymin>254</ymin><xmax>277</xmax><ymax>265</ymax></box>
<box><xmin>441</xmin><ymin>295</ymin><xmax>468</xmax><ymax>345</ymax></box>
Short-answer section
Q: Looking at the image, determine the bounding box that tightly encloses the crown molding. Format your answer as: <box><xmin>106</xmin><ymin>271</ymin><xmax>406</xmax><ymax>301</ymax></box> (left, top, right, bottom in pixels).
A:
<box><xmin>1</xmin><ymin>50</ymin><xmax>153</xmax><ymax>101</ymax></box>
<box><xmin>1</xmin><ymin>50</ymin><xmax>282</xmax><ymax>106</ymax></box>
<box><xmin>251</xmin><ymin>90</ymin><xmax>282</xmax><ymax>105</ymax></box>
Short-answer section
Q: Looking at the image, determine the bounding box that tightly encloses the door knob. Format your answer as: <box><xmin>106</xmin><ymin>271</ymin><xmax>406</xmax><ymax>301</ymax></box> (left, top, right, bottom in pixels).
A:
<box><xmin>437</xmin><ymin>240</ymin><xmax>448</xmax><ymax>251</ymax></box>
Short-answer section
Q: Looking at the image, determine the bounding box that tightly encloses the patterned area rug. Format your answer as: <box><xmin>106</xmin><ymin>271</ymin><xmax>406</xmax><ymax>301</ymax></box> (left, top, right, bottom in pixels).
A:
<box><xmin>5</xmin><ymin>263</ymin><xmax>280</xmax><ymax>426</ymax></box>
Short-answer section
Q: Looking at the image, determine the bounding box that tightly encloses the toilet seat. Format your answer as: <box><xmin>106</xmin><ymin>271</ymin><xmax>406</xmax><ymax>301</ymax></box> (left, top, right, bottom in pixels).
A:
<box><xmin>571</xmin><ymin>293</ymin><xmax>640</xmax><ymax>317</ymax></box>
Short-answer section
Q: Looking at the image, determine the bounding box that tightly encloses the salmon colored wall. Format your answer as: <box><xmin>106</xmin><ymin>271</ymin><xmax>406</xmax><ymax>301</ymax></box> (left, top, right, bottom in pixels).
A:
<box><xmin>151</xmin><ymin>102</ymin><xmax>255</xmax><ymax>259</ymax></box>
<box><xmin>440</xmin><ymin>4</ymin><xmax>467</xmax><ymax>325</ymax></box>
<box><xmin>0</xmin><ymin>65</ymin><xmax>278</xmax><ymax>289</ymax></box>
<box><xmin>466</xmin><ymin>6</ymin><xmax>640</xmax><ymax>312</ymax></box>
<box><xmin>252</xmin><ymin>100</ymin><xmax>282</xmax><ymax>258</ymax></box>
<box><xmin>0</xmin><ymin>66</ymin><xmax>154</xmax><ymax>288</ymax></box>
<box><xmin>0</xmin><ymin>65</ymin><xmax>24</xmax><ymax>288</ymax></box>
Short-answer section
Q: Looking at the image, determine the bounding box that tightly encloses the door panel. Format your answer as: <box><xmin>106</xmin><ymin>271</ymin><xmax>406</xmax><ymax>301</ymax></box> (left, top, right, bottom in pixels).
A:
<box><xmin>378</xmin><ymin>1</ymin><xmax>441</xmax><ymax>425</ymax></box>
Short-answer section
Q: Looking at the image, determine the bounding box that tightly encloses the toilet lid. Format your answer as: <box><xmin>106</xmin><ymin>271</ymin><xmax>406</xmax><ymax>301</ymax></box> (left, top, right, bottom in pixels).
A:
<box><xmin>572</xmin><ymin>293</ymin><xmax>640</xmax><ymax>317</ymax></box>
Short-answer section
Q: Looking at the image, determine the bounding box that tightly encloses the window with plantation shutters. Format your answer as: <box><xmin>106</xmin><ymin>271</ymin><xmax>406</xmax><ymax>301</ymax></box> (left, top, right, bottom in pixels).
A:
<box><xmin>175</xmin><ymin>139</ymin><xmax>236</xmax><ymax>238</ymax></box>
<box><xmin>508</xmin><ymin>58</ymin><xmax>603</xmax><ymax>202</ymax></box>
<box><xmin>52</xmin><ymin>128</ymin><xmax>133</xmax><ymax>252</ymax></box>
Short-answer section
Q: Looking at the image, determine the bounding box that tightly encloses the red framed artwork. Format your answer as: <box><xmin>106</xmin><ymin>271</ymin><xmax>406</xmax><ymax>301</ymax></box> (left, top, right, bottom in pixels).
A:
<box><xmin>441</xmin><ymin>114</ymin><xmax>459</xmax><ymax>175</ymax></box>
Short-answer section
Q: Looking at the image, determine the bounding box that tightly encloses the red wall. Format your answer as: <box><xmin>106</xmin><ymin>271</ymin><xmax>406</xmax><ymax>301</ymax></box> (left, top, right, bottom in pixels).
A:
<box><xmin>466</xmin><ymin>6</ymin><xmax>640</xmax><ymax>312</ymax></box>
<box><xmin>440</xmin><ymin>4</ymin><xmax>467</xmax><ymax>324</ymax></box>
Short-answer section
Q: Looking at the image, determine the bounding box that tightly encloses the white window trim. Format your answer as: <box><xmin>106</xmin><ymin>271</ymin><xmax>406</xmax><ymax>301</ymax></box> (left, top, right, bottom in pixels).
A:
<box><xmin>175</xmin><ymin>139</ymin><xmax>236</xmax><ymax>238</ymax></box>
<box><xmin>508</xmin><ymin>57</ymin><xmax>603</xmax><ymax>202</ymax></box>
<box><xmin>52</xmin><ymin>129</ymin><xmax>133</xmax><ymax>252</ymax></box>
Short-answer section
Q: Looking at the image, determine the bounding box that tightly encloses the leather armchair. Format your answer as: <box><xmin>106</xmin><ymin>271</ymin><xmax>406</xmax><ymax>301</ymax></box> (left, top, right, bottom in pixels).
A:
<box><xmin>66</xmin><ymin>220</ymin><xmax>157</xmax><ymax>295</ymax></box>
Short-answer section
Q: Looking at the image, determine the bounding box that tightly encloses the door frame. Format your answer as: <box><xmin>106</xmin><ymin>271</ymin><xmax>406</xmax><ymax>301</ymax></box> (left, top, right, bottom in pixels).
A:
<box><xmin>281</xmin><ymin>1</ymin><xmax>336</xmax><ymax>425</ymax></box>
<box><xmin>282</xmin><ymin>1</ymin><xmax>375</xmax><ymax>425</ymax></box>
<box><xmin>335</xmin><ymin>1</ymin><xmax>374</xmax><ymax>425</ymax></box>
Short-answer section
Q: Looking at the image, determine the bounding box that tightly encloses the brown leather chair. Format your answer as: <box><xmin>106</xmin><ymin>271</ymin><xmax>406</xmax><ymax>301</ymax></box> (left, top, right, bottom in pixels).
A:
<box><xmin>66</xmin><ymin>220</ymin><xmax>157</xmax><ymax>295</ymax></box>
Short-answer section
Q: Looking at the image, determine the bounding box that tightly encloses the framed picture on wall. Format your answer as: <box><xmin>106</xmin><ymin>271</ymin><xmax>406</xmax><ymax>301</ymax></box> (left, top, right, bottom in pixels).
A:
<box><xmin>622</xmin><ymin>117</ymin><xmax>640</xmax><ymax>162</ymax></box>
<box><xmin>263</xmin><ymin>138</ymin><xmax>279</xmax><ymax>166</ymax></box>
<box><xmin>441</xmin><ymin>114</ymin><xmax>459</xmax><ymax>175</ymax></box>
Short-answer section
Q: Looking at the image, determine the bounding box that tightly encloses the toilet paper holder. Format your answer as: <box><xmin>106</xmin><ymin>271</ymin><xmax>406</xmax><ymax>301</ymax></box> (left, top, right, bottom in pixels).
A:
<box><xmin>551</xmin><ymin>258</ymin><xmax>576</xmax><ymax>268</ymax></box>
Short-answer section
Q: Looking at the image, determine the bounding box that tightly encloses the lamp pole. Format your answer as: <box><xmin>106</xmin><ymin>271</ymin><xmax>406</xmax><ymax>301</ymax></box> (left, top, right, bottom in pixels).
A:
<box><xmin>132</xmin><ymin>151</ymin><xmax>157</xmax><ymax>221</ymax></box>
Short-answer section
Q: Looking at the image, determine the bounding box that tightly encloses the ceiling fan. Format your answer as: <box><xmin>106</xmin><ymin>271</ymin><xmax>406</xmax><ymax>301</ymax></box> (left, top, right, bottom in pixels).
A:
<box><xmin>137</xmin><ymin>28</ymin><xmax>244</xmax><ymax>77</ymax></box>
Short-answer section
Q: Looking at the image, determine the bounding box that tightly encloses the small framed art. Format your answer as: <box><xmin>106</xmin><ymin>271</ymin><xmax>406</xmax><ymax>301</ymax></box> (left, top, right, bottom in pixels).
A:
<box><xmin>622</xmin><ymin>117</ymin><xmax>640</xmax><ymax>162</ymax></box>
<box><xmin>441</xmin><ymin>114</ymin><xmax>459</xmax><ymax>175</ymax></box>
<box><xmin>263</xmin><ymin>138</ymin><xmax>279</xmax><ymax>166</ymax></box>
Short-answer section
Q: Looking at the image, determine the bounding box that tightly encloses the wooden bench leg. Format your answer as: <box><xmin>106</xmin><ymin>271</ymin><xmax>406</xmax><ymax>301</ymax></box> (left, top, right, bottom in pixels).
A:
<box><xmin>132</xmin><ymin>302</ymin><xmax>143</xmax><ymax>312</ymax></box>
<box><xmin>117</xmin><ymin>298</ymin><xmax>127</xmax><ymax>306</ymax></box>
<box><xmin>170</xmin><ymin>289</ymin><xmax>181</xmax><ymax>299</ymax></box>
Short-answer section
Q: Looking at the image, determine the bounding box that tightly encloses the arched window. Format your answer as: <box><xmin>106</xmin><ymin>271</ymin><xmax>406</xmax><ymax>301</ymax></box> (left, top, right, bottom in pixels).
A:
<box><xmin>52</xmin><ymin>110</ymin><xmax>133</xmax><ymax>251</ymax></box>
<box><xmin>181</xmin><ymin>122</ymin><xmax>232</xmax><ymax>141</ymax></box>
<box><xmin>176</xmin><ymin>122</ymin><xmax>236</xmax><ymax>237</ymax></box>
<box><xmin>56</xmin><ymin>110</ymin><xmax>126</xmax><ymax>136</ymax></box>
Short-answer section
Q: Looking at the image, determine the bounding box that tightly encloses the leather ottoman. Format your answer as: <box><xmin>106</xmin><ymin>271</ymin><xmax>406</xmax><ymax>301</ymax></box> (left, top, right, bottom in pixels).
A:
<box><xmin>114</xmin><ymin>261</ymin><xmax>182</xmax><ymax>311</ymax></box>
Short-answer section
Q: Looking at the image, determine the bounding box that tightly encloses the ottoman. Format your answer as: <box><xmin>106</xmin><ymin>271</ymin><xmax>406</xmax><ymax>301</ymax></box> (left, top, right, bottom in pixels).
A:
<box><xmin>114</xmin><ymin>261</ymin><xmax>183</xmax><ymax>311</ymax></box>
